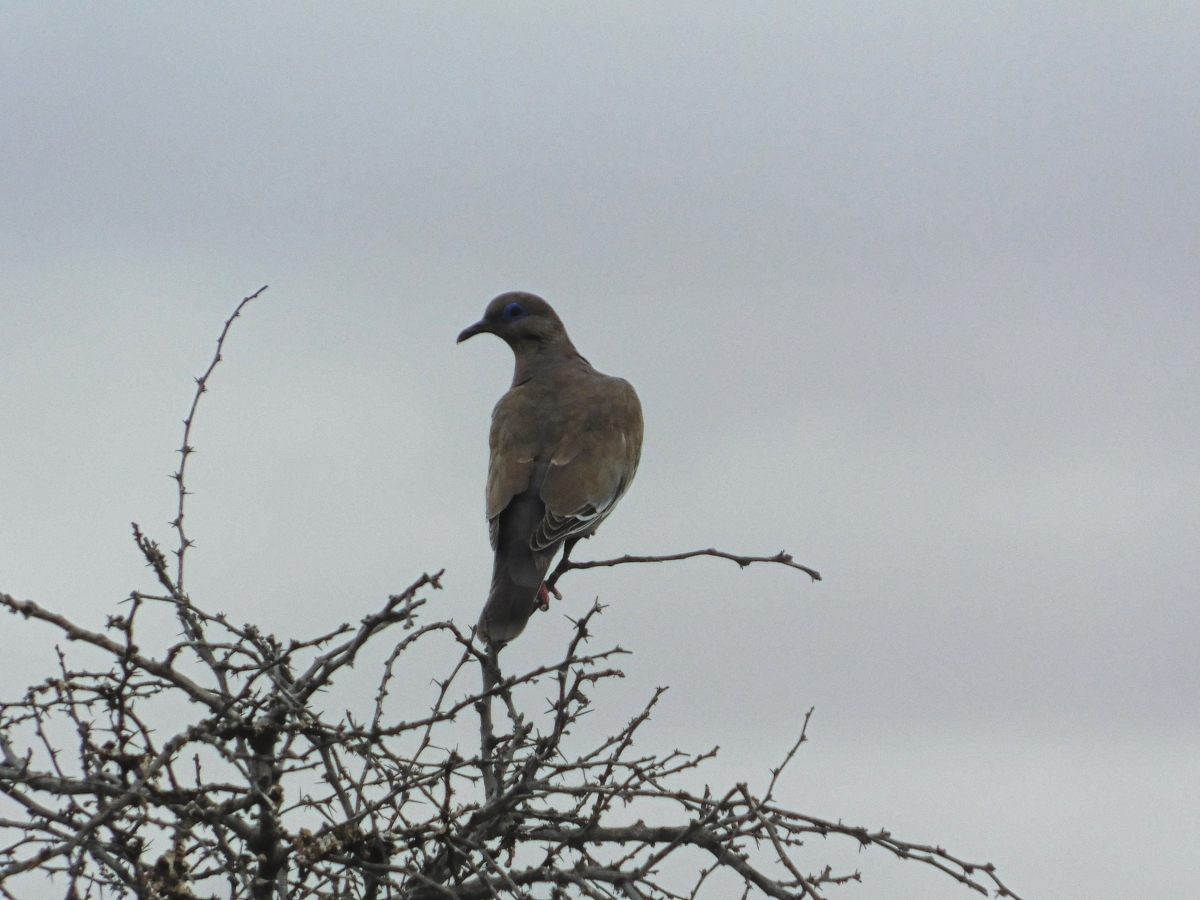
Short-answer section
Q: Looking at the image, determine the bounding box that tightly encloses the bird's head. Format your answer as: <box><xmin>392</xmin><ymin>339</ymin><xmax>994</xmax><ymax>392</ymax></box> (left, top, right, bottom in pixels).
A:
<box><xmin>456</xmin><ymin>292</ymin><xmax>571</xmax><ymax>351</ymax></box>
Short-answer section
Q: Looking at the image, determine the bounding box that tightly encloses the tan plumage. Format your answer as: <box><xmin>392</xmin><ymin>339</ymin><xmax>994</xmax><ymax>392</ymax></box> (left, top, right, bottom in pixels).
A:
<box><xmin>458</xmin><ymin>292</ymin><xmax>643</xmax><ymax>645</ymax></box>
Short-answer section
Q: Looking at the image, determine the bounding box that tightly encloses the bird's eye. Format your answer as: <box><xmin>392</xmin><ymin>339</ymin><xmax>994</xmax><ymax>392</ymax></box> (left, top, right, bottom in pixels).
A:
<box><xmin>503</xmin><ymin>302</ymin><xmax>527</xmax><ymax>322</ymax></box>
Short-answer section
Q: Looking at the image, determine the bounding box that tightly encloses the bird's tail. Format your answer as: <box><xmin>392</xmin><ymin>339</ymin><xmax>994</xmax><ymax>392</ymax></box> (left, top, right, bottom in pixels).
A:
<box><xmin>478</xmin><ymin>571</ymin><xmax>542</xmax><ymax>646</ymax></box>
<box><xmin>479</xmin><ymin>463</ymin><xmax>556</xmax><ymax>646</ymax></box>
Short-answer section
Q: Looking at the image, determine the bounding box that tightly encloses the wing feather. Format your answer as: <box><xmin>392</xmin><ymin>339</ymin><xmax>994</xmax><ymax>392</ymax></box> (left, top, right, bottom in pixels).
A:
<box><xmin>484</xmin><ymin>366</ymin><xmax>643</xmax><ymax>556</ymax></box>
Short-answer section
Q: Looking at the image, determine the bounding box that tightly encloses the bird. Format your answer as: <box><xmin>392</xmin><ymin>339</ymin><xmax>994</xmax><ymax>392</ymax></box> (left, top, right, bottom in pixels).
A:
<box><xmin>457</xmin><ymin>292</ymin><xmax>643</xmax><ymax>646</ymax></box>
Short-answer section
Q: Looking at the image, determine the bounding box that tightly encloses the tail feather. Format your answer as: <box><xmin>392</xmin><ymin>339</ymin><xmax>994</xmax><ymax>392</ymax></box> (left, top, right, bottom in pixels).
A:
<box><xmin>478</xmin><ymin>571</ymin><xmax>542</xmax><ymax>645</ymax></box>
<box><xmin>478</xmin><ymin>462</ymin><xmax>557</xmax><ymax>646</ymax></box>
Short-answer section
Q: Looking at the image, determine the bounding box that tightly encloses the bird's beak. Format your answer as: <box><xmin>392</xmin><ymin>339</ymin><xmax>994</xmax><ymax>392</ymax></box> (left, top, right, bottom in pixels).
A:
<box><xmin>456</xmin><ymin>319</ymin><xmax>490</xmax><ymax>343</ymax></box>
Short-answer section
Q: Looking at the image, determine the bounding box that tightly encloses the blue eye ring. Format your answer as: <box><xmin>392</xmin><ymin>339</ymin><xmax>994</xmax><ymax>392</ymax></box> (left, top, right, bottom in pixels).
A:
<box><xmin>503</xmin><ymin>302</ymin><xmax>527</xmax><ymax>322</ymax></box>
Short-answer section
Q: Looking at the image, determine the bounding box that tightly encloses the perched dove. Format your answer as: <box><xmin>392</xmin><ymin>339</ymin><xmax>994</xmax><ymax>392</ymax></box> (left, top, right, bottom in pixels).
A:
<box><xmin>458</xmin><ymin>292</ymin><xmax>643</xmax><ymax>646</ymax></box>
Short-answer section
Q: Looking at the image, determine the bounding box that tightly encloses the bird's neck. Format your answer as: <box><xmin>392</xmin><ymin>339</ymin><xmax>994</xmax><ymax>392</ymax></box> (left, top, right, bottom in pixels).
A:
<box><xmin>510</xmin><ymin>339</ymin><xmax>586</xmax><ymax>386</ymax></box>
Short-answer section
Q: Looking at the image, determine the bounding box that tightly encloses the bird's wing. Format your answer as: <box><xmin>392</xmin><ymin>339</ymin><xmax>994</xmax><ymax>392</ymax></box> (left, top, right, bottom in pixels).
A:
<box><xmin>485</xmin><ymin>401</ymin><xmax>538</xmax><ymax>550</ymax></box>
<box><xmin>485</xmin><ymin>369</ymin><xmax>642</xmax><ymax>552</ymax></box>
<box><xmin>534</xmin><ymin>375</ymin><xmax>642</xmax><ymax>550</ymax></box>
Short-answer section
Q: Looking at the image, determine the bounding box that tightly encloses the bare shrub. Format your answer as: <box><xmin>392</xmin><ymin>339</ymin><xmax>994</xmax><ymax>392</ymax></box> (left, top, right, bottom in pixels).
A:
<box><xmin>0</xmin><ymin>290</ymin><xmax>1022</xmax><ymax>900</ymax></box>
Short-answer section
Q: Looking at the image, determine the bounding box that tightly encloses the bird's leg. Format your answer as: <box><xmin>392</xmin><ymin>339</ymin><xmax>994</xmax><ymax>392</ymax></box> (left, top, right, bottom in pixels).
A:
<box><xmin>541</xmin><ymin>537</ymin><xmax>582</xmax><ymax>606</ymax></box>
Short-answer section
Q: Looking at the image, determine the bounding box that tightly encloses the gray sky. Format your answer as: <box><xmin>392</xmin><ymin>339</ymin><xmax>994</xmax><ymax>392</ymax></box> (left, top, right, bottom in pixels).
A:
<box><xmin>2</xmin><ymin>4</ymin><xmax>1198</xmax><ymax>897</ymax></box>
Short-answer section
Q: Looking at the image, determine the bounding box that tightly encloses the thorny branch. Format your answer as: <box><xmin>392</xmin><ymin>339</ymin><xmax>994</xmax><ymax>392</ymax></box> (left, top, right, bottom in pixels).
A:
<box><xmin>546</xmin><ymin>548</ymin><xmax>820</xmax><ymax>596</ymax></box>
<box><xmin>173</xmin><ymin>284</ymin><xmax>268</xmax><ymax>595</ymax></box>
<box><xmin>0</xmin><ymin>292</ymin><xmax>1020</xmax><ymax>900</ymax></box>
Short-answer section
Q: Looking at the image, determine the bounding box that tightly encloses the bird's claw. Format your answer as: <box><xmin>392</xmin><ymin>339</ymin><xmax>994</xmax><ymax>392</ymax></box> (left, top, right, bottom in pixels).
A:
<box><xmin>536</xmin><ymin>583</ymin><xmax>562</xmax><ymax>611</ymax></box>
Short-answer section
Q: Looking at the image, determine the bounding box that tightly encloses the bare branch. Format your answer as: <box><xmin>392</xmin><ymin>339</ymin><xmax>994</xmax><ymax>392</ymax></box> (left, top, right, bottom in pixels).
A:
<box><xmin>547</xmin><ymin>548</ymin><xmax>820</xmax><ymax>594</ymax></box>
<box><xmin>172</xmin><ymin>284</ymin><xmax>268</xmax><ymax>594</ymax></box>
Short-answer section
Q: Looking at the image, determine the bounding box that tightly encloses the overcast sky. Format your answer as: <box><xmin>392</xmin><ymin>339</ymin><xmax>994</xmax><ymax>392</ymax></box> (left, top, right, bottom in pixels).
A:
<box><xmin>2</xmin><ymin>4</ymin><xmax>1198</xmax><ymax>898</ymax></box>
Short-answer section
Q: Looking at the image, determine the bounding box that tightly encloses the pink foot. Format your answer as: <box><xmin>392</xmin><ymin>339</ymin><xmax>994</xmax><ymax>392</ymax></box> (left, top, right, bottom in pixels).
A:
<box><xmin>537</xmin><ymin>583</ymin><xmax>551</xmax><ymax>611</ymax></box>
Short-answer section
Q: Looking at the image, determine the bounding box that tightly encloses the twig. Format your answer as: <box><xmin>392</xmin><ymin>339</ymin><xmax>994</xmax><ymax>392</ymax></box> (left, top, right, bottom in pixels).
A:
<box><xmin>546</xmin><ymin>548</ymin><xmax>820</xmax><ymax>594</ymax></box>
<box><xmin>172</xmin><ymin>284</ymin><xmax>267</xmax><ymax>593</ymax></box>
